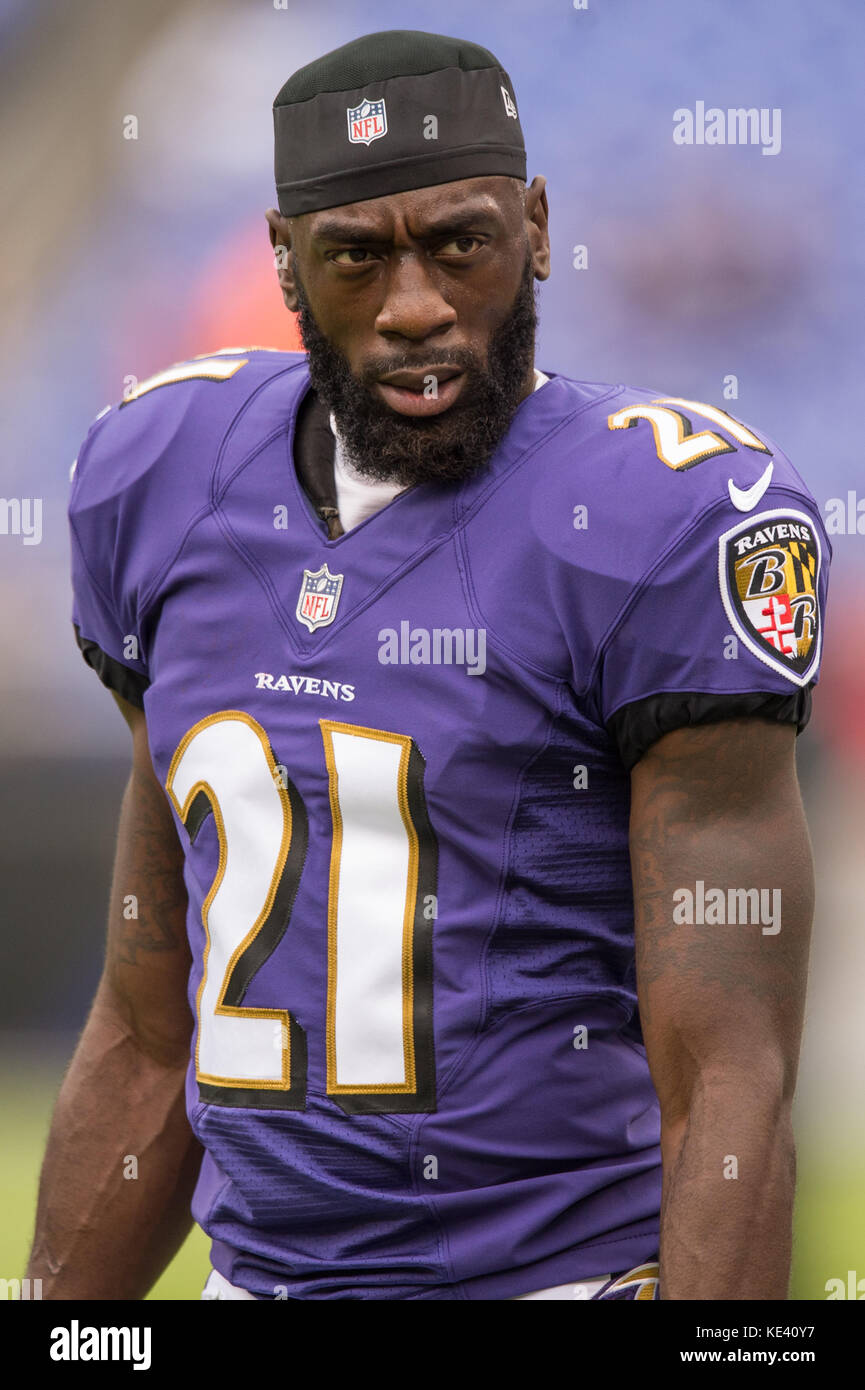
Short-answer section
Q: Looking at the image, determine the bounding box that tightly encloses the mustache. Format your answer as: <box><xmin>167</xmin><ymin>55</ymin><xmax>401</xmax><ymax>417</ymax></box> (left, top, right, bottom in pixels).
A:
<box><xmin>357</xmin><ymin>349</ymin><xmax>479</xmax><ymax>386</ymax></box>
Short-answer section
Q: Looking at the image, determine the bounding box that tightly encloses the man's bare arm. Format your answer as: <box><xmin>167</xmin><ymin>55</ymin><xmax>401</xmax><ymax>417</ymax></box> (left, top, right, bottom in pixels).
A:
<box><xmin>26</xmin><ymin>693</ymin><xmax>204</xmax><ymax>1299</ymax></box>
<box><xmin>630</xmin><ymin>717</ymin><xmax>813</xmax><ymax>1300</ymax></box>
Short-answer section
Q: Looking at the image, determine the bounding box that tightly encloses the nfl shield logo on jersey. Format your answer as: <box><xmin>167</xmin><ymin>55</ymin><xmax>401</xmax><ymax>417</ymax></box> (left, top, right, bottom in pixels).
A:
<box><xmin>347</xmin><ymin>98</ymin><xmax>387</xmax><ymax>145</ymax></box>
<box><xmin>296</xmin><ymin>564</ymin><xmax>344</xmax><ymax>632</ymax></box>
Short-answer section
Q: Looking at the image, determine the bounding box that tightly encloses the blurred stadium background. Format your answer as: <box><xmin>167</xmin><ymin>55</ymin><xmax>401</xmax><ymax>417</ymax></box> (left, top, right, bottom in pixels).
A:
<box><xmin>1</xmin><ymin>0</ymin><xmax>862</xmax><ymax>1300</ymax></box>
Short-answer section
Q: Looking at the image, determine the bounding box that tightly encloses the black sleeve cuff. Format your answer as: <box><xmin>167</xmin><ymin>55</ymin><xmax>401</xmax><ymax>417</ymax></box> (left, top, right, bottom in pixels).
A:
<box><xmin>73</xmin><ymin>624</ymin><xmax>150</xmax><ymax>710</ymax></box>
<box><xmin>608</xmin><ymin>687</ymin><xmax>813</xmax><ymax>772</ymax></box>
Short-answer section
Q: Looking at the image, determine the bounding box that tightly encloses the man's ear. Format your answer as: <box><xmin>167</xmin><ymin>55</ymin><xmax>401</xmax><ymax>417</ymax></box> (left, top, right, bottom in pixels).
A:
<box><xmin>524</xmin><ymin>176</ymin><xmax>550</xmax><ymax>282</ymax></box>
<box><xmin>265</xmin><ymin>208</ymin><xmax>298</xmax><ymax>312</ymax></box>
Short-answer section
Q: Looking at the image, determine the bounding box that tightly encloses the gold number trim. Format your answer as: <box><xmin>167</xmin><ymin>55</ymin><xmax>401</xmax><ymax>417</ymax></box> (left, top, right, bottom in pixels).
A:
<box><xmin>607</xmin><ymin>397</ymin><xmax>772</xmax><ymax>471</ymax></box>
<box><xmin>121</xmin><ymin>357</ymin><xmax>248</xmax><ymax>405</ymax></box>
<box><xmin>165</xmin><ymin>709</ymin><xmax>295</xmax><ymax>1091</ymax></box>
<box><xmin>320</xmin><ymin>720</ymin><xmax>420</xmax><ymax>1096</ymax></box>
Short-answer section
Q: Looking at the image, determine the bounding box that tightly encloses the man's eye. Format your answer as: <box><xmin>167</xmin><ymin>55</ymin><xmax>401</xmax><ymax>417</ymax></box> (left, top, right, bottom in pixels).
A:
<box><xmin>438</xmin><ymin>236</ymin><xmax>482</xmax><ymax>255</ymax></box>
<box><xmin>331</xmin><ymin>248</ymin><xmax>374</xmax><ymax>265</ymax></box>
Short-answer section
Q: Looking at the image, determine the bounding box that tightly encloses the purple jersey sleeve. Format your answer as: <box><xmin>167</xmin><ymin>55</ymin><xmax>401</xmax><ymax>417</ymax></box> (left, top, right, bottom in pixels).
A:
<box><xmin>69</xmin><ymin>407</ymin><xmax>153</xmax><ymax>704</ymax></box>
<box><xmin>68</xmin><ymin>351</ymin><xmax>300</xmax><ymax>705</ymax></box>
<box><xmin>598</xmin><ymin>489</ymin><xmax>828</xmax><ymax>766</ymax></box>
<box><xmin>464</xmin><ymin>379</ymin><xmax>831</xmax><ymax>769</ymax></box>
<box><xmin>482</xmin><ymin>380</ymin><xmax>833</xmax><ymax>766</ymax></box>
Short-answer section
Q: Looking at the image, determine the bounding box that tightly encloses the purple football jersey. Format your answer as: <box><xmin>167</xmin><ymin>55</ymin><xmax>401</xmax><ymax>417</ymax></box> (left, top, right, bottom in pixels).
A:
<box><xmin>68</xmin><ymin>350</ymin><xmax>830</xmax><ymax>1299</ymax></box>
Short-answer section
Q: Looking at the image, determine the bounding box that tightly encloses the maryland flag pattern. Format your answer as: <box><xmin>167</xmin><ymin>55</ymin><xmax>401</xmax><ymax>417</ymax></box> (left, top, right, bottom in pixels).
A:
<box><xmin>719</xmin><ymin>509</ymin><xmax>822</xmax><ymax>685</ymax></box>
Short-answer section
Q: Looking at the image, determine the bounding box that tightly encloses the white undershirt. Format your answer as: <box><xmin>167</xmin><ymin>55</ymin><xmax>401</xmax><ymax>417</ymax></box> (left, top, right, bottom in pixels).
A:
<box><xmin>330</xmin><ymin>368</ymin><xmax>550</xmax><ymax>532</ymax></box>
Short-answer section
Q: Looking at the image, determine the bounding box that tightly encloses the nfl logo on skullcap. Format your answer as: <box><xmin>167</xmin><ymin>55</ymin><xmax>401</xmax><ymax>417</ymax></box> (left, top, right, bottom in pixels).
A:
<box><xmin>296</xmin><ymin>564</ymin><xmax>344</xmax><ymax>632</ymax></box>
<box><xmin>347</xmin><ymin>97</ymin><xmax>388</xmax><ymax>145</ymax></box>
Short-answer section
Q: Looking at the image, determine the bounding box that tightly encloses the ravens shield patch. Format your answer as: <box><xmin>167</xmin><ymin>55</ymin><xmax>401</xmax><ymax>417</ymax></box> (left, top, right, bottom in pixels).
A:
<box><xmin>718</xmin><ymin>508</ymin><xmax>822</xmax><ymax>685</ymax></box>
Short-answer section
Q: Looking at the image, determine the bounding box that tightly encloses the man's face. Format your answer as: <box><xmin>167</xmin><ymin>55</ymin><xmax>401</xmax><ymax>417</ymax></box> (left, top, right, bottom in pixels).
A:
<box><xmin>270</xmin><ymin>175</ymin><xmax>549</xmax><ymax>487</ymax></box>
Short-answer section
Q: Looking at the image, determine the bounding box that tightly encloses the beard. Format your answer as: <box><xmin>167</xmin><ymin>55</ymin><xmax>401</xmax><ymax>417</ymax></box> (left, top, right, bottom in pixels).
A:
<box><xmin>291</xmin><ymin>248</ymin><xmax>539</xmax><ymax>487</ymax></box>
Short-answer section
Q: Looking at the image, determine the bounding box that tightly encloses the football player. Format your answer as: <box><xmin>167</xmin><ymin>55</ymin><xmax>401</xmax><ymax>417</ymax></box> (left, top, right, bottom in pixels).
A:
<box><xmin>28</xmin><ymin>29</ymin><xmax>828</xmax><ymax>1300</ymax></box>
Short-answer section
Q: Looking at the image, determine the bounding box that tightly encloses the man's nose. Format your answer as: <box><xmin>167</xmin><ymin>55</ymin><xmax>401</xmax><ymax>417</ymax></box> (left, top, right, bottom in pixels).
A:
<box><xmin>374</xmin><ymin>256</ymin><xmax>458</xmax><ymax>341</ymax></box>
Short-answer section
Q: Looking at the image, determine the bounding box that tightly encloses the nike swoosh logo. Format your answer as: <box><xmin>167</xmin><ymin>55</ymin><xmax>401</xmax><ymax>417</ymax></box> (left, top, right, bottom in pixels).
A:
<box><xmin>728</xmin><ymin>460</ymin><xmax>774</xmax><ymax>511</ymax></box>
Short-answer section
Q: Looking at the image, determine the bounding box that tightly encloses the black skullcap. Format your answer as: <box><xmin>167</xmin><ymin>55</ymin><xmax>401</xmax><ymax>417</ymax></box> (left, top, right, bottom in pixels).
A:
<box><xmin>273</xmin><ymin>29</ymin><xmax>526</xmax><ymax>216</ymax></box>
